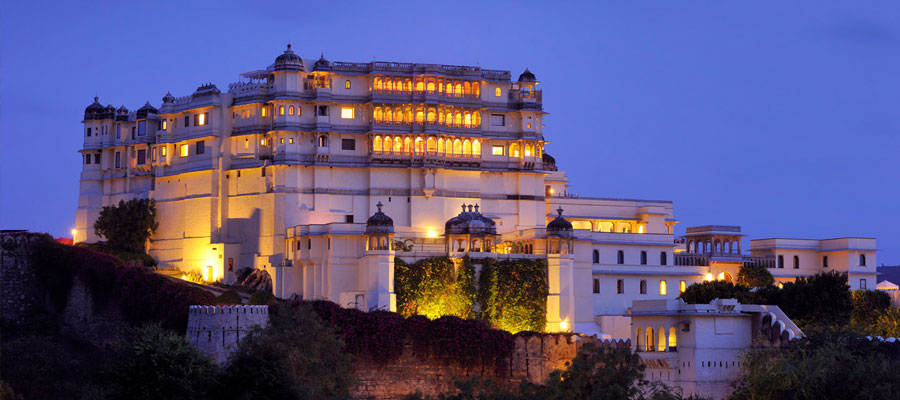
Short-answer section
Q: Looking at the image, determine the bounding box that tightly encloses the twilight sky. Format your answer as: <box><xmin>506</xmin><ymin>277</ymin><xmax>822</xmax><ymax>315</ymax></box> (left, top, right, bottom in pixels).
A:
<box><xmin>1</xmin><ymin>1</ymin><xmax>897</xmax><ymax>264</ymax></box>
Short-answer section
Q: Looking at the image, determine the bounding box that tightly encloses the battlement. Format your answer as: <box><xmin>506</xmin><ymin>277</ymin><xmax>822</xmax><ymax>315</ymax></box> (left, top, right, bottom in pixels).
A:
<box><xmin>186</xmin><ymin>304</ymin><xmax>269</xmax><ymax>364</ymax></box>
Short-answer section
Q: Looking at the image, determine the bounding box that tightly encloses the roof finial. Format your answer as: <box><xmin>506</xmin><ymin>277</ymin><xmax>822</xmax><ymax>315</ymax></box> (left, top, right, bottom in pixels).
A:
<box><xmin>467</xmin><ymin>204</ymin><xmax>474</xmax><ymax>213</ymax></box>
<box><xmin>376</xmin><ymin>201</ymin><xmax>383</xmax><ymax>212</ymax></box>
<box><xmin>474</xmin><ymin>204</ymin><xmax>480</xmax><ymax>213</ymax></box>
<box><xmin>461</xmin><ymin>203</ymin><xmax>467</xmax><ymax>213</ymax></box>
<box><xmin>286</xmin><ymin>43</ymin><xmax>292</xmax><ymax>51</ymax></box>
<box><xmin>556</xmin><ymin>207</ymin><xmax>564</xmax><ymax>217</ymax></box>
<box><xmin>93</xmin><ymin>96</ymin><xmax>99</xmax><ymax>103</ymax></box>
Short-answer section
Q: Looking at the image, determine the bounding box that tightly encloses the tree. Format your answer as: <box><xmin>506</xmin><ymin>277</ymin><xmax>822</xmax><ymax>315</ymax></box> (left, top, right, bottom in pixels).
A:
<box><xmin>93</xmin><ymin>198</ymin><xmax>158</xmax><ymax>252</ymax></box>
<box><xmin>219</xmin><ymin>303</ymin><xmax>354</xmax><ymax>400</ymax></box>
<box><xmin>731</xmin><ymin>330</ymin><xmax>900</xmax><ymax>400</ymax></box>
<box><xmin>850</xmin><ymin>289</ymin><xmax>892</xmax><ymax>327</ymax></box>
<box><xmin>102</xmin><ymin>324</ymin><xmax>220</xmax><ymax>400</ymax></box>
<box><xmin>248</xmin><ymin>290</ymin><xmax>277</xmax><ymax>305</ymax></box>
<box><xmin>678</xmin><ymin>281</ymin><xmax>758</xmax><ymax>305</ymax></box>
<box><xmin>736</xmin><ymin>264</ymin><xmax>774</xmax><ymax>288</ymax></box>
<box><xmin>773</xmin><ymin>271</ymin><xmax>852</xmax><ymax>328</ymax></box>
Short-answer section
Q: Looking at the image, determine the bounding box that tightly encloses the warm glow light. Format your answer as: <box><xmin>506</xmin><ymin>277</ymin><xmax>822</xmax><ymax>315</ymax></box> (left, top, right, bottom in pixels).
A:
<box><xmin>718</xmin><ymin>272</ymin><xmax>725</xmax><ymax>281</ymax></box>
<box><xmin>341</xmin><ymin>107</ymin><xmax>355</xmax><ymax>119</ymax></box>
<box><xmin>777</xmin><ymin>282</ymin><xmax>784</xmax><ymax>289</ymax></box>
<box><xmin>427</xmin><ymin>230</ymin><xmax>438</xmax><ymax>238</ymax></box>
<box><xmin>180</xmin><ymin>144</ymin><xmax>188</xmax><ymax>157</ymax></box>
<box><xmin>70</xmin><ymin>228</ymin><xmax>77</xmax><ymax>238</ymax></box>
<box><xmin>202</xmin><ymin>266</ymin><xmax>211</xmax><ymax>282</ymax></box>
<box><xmin>162</xmin><ymin>120</ymin><xmax>167</xmax><ymax>130</ymax></box>
<box><xmin>704</xmin><ymin>273</ymin><xmax>714</xmax><ymax>282</ymax></box>
<box><xmin>549</xmin><ymin>188</ymin><xmax>555</xmax><ymax>195</ymax></box>
<box><xmin>680</xmin><ymin>280</ymin><xmax>687</xmax><ymax>293</ymax></box>
<box><xmin>659</xmin><ymin>280</ymin><xmax>667</xmax><ymax>296</ymax></box>
<box><xmin>492</xmin><ymin>145</ymin><xmax>504</xmax><ymax>156</ymax></box>
<box><xmin>161</xmin><ymin>146</ymin><xmax>167</xmax><ymax>156</ymax></box>
<box><xmin>559</xmin><ymin>319</ymin><xmax>569</xmax><ymax>332</ymax></box>
<box><xmin>198</xmin><ymin>113</ymin><xmax>206</xmax><ymax>125</ymax></box>
<box><xmin>638</xmin><ymin>225</ymin><xmax>645</xmax><ymax>233</ymax></box>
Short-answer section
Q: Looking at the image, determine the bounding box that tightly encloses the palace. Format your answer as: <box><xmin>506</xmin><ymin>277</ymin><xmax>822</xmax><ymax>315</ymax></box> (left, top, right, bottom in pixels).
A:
<box><xmin>75</xmin><ymin>46</ymin><xmax>877</xmax><ymax>338</ymax></box>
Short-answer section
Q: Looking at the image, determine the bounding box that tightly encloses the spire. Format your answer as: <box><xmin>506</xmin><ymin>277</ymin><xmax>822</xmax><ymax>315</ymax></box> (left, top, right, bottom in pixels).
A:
<box><xmin>557</xmin><ymin>207</ymin><xmax>564</xmax><ymax>217</ymax></box>
<box><xmin>467</xmin><ymin>204</ymin><xmax>474</xmax><ymax>213</ymax></box>
<box><xmin>376</xmin><ymin>201</ymin><xmax>383</xmax><ymax>212</ymax></box>
<box><xmin>474</xmin><ymin>204</ymin><xmax>480</xmax><ymax>213</ymax></box>
<box><xmin>461</xmin><ymin>203</ymin><xmax>467</xmax><ymax>213</ymax></box>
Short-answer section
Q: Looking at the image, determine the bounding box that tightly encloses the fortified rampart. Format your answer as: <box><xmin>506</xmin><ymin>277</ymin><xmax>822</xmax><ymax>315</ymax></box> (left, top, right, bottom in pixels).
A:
<box><xmin>186</xmin><ymin>305</ymin><xmax>269</xmax><ymax>363</ymax></box>
<box><xmin>0</xmin><ymin>231</ymin><xmax>44</xmax><ymax>327</ymax></box>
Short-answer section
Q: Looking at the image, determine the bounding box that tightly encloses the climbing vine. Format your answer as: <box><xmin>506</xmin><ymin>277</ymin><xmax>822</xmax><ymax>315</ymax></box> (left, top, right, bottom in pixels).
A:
<box><xmin>394</xmin><ymin>256</ymin><xmax>476</xmax><ymax>319</ymax></box>
<box><xmin>477</xmin><ymin>258</ymin><xmax>549</xmax><ymax>333</ymax></box>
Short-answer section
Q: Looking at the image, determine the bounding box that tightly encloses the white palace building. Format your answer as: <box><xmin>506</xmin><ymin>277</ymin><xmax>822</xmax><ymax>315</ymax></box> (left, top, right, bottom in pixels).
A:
<box><xmin>75</xmin><ymin>46</ymin><xmax>878</xmax><ymax>338</ymax></box>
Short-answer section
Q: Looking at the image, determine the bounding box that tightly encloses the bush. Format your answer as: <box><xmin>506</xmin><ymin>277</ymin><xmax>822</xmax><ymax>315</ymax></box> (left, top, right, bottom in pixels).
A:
<box><xmin>216</xmin><ymin>289</ymin><xmax>243</xmax><ymax>305</ymax></box>
<box><xmin>774</xmin><ymin>271</ymin><xmax>851</xmax><ymax>328</ymax></box>
<box><xmin>478</xmin><ymin>258</ymin><xmax>548</xmax><ymax>333</ymax></box>
<box><xmin>102</xmin><ymin>324</ymin><xmax>220</xmax><ymax>400</ymax></box>
<box><xmin>678</xmin><ymin>281</ymin><xmax>758</xmax><ymax>305</ymax></box>
<box><xmin>93</xmin><ymin>198</ymin><xmax>158</xmax><ymax>253</ymax></box>
<box><xmin>219</xmin><ymin>303</ymin><xmax>353</xmax><ymax>400</ymax></box>
<box><xmin>395</xmin><ymin>256</ymin><xmax>476</xmax><ymax>319</ymax></box>
<box><xmin>736</xmin><ymin>264</ymin><xmax>774</xmax><ymax>288</ymax></box>
<box><xmin>115</xmin><ymin>251</ymin><xmax>157</xmax><ymax>268</ymax></box>
<box><xmin>248</xmin><ymin>290</ymin><xmax>277</xmax><ymax>305</ymax></box>
<box><xmin>731</xmin><ymin>330</ymin><xmax>900</xmax><ymax>400</ymax></box>
<box><xmin>851</xmin><ymin>290</ymin><xmax>892</xmax><ymax>327</ymax></box>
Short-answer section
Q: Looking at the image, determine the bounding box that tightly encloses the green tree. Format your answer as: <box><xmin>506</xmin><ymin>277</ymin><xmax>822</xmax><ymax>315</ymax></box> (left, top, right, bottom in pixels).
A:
<box><xmin>220</xmin><ymin>303</ymin><xmax>354</xmax><ymax>400</ymax></box>
<box><xmin>850</xmin><ymin>289</ymin><xmax>892</xmax><ymax>327</ymax></box>
<box><xmin>866</xmin><ymin>307</ymin><xmax>900</xmax><ymax>338</ymax></box>
<box><xmin>773</xmin><ymin>271</ymin><xmax>852</xmax><ymax>328</ymax></box>
<box><xmin>736</xmin><ymin>264</ymin><xmax>774</xmax><ymax>288</ymax></box>
<box><xmin>216</xmin><ymin>289</ymin><xmax>243</xmax><ymax>305</ymax></box>
<box><xmin>103</xmin><ymin>324</ymin><xmax>220</xmax><ymax>400</ymax></box>
<box><xmin>249</xmin><ymin>290</ymin><xmax>277</xmax><ymax>305</ymax></box>
<box><xmin>93</xmin><ymin>198</ymin><xmax>158</xmax><ymax>252</ymax></box>
<box><xmin>477</xmin><ymin>258</ymin><xmax>548</xmax><ymax>333</ymax></box>
<box><xmin>678</xmin><ymin>281</ymin><xmax>758</xmax><ymax>305</ymax></box>
<box><xmin>730</xmin><ymin>330</ymin><xmax>900</xmax><ymax>400</ymax></box>
<box><xmin>394</xmin><ymin>256</ymin><xmax>476</xmax><ymax>319</ymax></box>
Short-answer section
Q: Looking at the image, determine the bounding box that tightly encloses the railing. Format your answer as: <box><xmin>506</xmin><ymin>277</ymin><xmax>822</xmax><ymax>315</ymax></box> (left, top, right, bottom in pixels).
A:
<box><xmin>371</xmin><ymin>89</ymin><xmax>480</xmax><ymax>100</ymax></box>
<box><xmin>674</xmin><ymin>254</ymin><xmax>709</xmax><ymax>266</ymax></box>
<box><xmin>371</xmin><ymin>120</ymin><xmax>480</xmax><ymax>130</ymax></box>
<box><xmin>371</xmin><ymin>149</ymin><xmax>481</xmax><ymax>160</ymax></box>
<box><xmin>743</xmin><ymin>255</ymin><xmax>776</xmax><ymax>269</ymax></box>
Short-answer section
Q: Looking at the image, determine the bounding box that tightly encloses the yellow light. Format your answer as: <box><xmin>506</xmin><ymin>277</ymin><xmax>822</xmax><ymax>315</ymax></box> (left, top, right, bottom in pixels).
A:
<box><xmin>341</xmin><ymin>107</ymin><xmax>355</xmax><ymax>119</ymax></box>
<box><xmin>198</xmin><ymin>113</ymin><xmax>206</xmax><ymax>125</ymax></box>
<box><xmin>659</xmin><ymin>280</ymin><xmax>667</xmax><ymax>296</ymax></box>
<box><xmin>202</xmin><ymin>266</ymin><xmax>211</xmax><ymax>282</ymax></box>
<box><xmin>777</xmin><ymin>282</ymin><xmax>784</xmax><ymax>289</ymax></box>
<box><xmin>261</xmin><ymin>139</ymin><xmax>266</xmax><ymax>145</ymax></box>
<box><xmin>680</xmin><ymin>280</ymin><xmax>687</xmax><ymax>293</ymax></box>
<box><xmin>559</xmin><ymin>319</ymin><xmax>569</xmax><ymax>332</ymax></box>
<box><xmin>70</xmin><ymin>228</ymin><xmax>77</xmax><ymax>238</ymax></box>
<box><xmin>704</xmin><ymin>273</ymin><xmax>714</xmax><ymax>282</ymax></box>
<box><xmin>718</xmin><ymin>272</ymin><xmax>725</xmax><ymax>281</ymax></box>
<box><xmin>161</xmin><ymin>146</ymin><xmax>167</xmax><ymax>156</ymax></box>
<box><xmin>638</xmin><ymin>225</ymin><xmax>645</xmax><ymax>233</ymax></box>
<box><xmin>180</xmin><ymin>144</ymin><xmax>188</xmax><ymax>157</ymax></box>
<box><xmin>549</xmin><ymin>188</ymin><xmax>555</xmax><ymax>195</ymax></box>
<box><xmin>162</xmin><ymin>120</ymin><xmax>167</xmax><ymax>130</ymax></box>
<box><xmin>427</xmin><ymin>230</ymin><xmax>438</xmax><ymax>238</ymax></box>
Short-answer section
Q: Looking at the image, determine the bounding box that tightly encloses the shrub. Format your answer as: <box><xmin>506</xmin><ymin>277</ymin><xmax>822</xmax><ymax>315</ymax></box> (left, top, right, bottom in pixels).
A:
<box><xmin>678</xmin><ymin>281</ymin><xmax>758</xmax><ymax>305</ymax></box>
<box><xmin>115</xmin><ymin>251</ymin><xmax>157</xmax><ymax>268</ymax></box>
<box><xmin>219</xmin><ymin>303</ymin><xmax>353</xmax><ymax>400</ymax></box>
<box><xmin>248</xmin><ymin>290</ymin><xmax>277</xmax><ymax>305</ymax></box>
<box><xmin>395</xmin><ymin>256</ymin><xmax>476</xmax><ymax>319</ymax></box>
<box><xmin>775</xmin><ymin>271</ymin><xmax>851</xmax><ymax>328</ymax></box>
<box><xmin>93</xmin><ymin>198</ymin><xmax>158</xmax><ymax>253</ymax></box>
<box><xmin>477</xmin><ymin>258</ymin><xmax>549</xmax><ymax>333</ymax></box>
<box><xmin>102</xmin><ymin>324</ymin><xmax>219</xmax><ymax>400</ymax></box>
<box><xmin>216</xmin><ymin>289</ymin><xmax>243</xmax><ymax>305</ymax></box>
<box><xmin>851</xmin><ymin>289</ymin><xmax>892</xmax><ymax>327</ymax></box>
<box><xmin>736</xmin><ymin>264</ymin><xmax>774</xmax><ymax>288</ymax></box>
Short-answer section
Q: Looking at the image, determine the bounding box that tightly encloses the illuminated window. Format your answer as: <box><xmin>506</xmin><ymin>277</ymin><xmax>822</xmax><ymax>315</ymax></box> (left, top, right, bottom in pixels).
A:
<box><xmin>289</xmin><ymin>137</ymin><xmax>294</xmax><ymax>144</ymax></box>
<box><xmin>261</xmin><ymin>107</ymin><xmax>267</xmax><ymax>117</ymax></box>
<box><xmin>472</xmin><ymin>140</ymin><xmax>480</xmax><ymax>156</ymax></box>
<box><xmin>280</xmin><ymin>138</ymin><xmax>284</xmax><ymax>144</ymax></box>
<box><xmin>197</xmin><ymin>112</ymin><xmax>207</xmax><ymax>126</ymax></box>
<box><xmin>162</xmin><ymin>120</ymin><xmax>167</xmax><ymax>130</ymax></box>
<box><xmin>510</xmin><ymin>143</ymin><xmax>520</xmax><ymax>157</ymax></box>
<box><xmin>180</xmin><ymin>144</ymin><xmax>189</xmax><ymax>157</ymax></box>
<box><xmin>495</xmin><ymin>87</ymin><xmax>501</xmax><ymax>97</ymax></box>
<box><xmin>527</xmin><ymin>123</ymin><xmax>532</xmax><ymax>128</ymax></box>
<box><xmin>279</xmin><ymin>106</ymin><xmax>285</xmax><ymax>115</ymax></box>
<box><xmin>659</xmin><ymin>280</ymin><xmax>667</xmax><ymax>296</ymax></box>
<box><xmin>261</xmin><ymin>139</ymin><xmax>266</xmax><ymax>145</ymax></box>
<box><xmin>492</xmin><ymin>145</ymin><xmax>504</xmax><ymax>156</ymax></box>
<box><xmin>679</xmin><ymin>280</ymin><xmax>686</xmax><ymax>293</ymax></box>
<box><xmin>289</xmin><ymin>106</ymin><xmax>295</xmax><ymax>115</ymax></box>
<box><xmin>151</xmin><ymin>148</ymin><xmax>156</xmax><ymax>162</ymax></box>
<box><xmin>244</xmin><ymin>138</ymin><xmax>249</xmax><ymax>149</ymax></box>
<box><xmin>341</xmin><ymin>107</ymin><xmax>354</xmax><ymax>119</ymax></box>
<box><xmin>345</xmin><ymin>80</ymin><xmax>351</xmax><ymax>89</ymax></box>
<box><xmin>668</xmin><ymin>327</ymin><xmax>677</xmax><ymax>350</ymax></box>
<box><xmin>161</xmin><ymin>146</ymin><xmax>167</xmax><ymax>157</ymax></box>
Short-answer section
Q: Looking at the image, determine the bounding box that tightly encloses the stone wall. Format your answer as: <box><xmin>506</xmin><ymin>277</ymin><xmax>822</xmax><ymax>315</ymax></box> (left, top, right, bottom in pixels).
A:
<box><xmin>351</xmin><ymin>336</ymin><xmax>630</xmax><ymax>400</ymax></box>
<box><xmin>186</xmin><ymin>305</ymin><xmax>269</xmax><ymax>364</ymax></box>
<box><xmin>0</xmin><ymin>231</ymin><xmax>44</xmax><ymax>327</ymax></box>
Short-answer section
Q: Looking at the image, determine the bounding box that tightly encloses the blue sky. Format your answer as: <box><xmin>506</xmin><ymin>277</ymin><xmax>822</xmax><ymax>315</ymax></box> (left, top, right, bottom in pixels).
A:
<box><xmin>1</xmin><ymin>1</ymin><xmax>897</xmax><ymax>264</ymax></box>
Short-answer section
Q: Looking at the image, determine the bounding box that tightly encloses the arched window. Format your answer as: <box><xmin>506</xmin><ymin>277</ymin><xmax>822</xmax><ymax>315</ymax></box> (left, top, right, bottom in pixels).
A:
<box><xmin>495</xmin><ymin>87</ymin><xmax>501</xmax><ymax>97</ymax></box>
<box><xmin>373</xmin><ymin>136</ymin><xmax>382</xmax><ymax>153</ymax></box>
<box><xmin>345</xmin><ymin>80</ymin><xmax>351</xmax><ymax>89</ymax></box>
<box><xmin>395</xmin><ymin>109</ymin><xmax>404</xmax><ymax>122</ymax></box>
<box><xmin>660</xmin><ymin>251</ymin><xmax>667</xmax><ymax>266</ymax></box>
<box><xmin>279</xmin><ymin>105</ymin><xmax>285</xmax><ymax>116</ymax></box>
<box><xmin>636</xmin><ymin>328</ymin><xmax>644</xmax><ymax>351</ymax></box>
<box><xmin>384</xmin><ymin>137</ymin><xmax>392</xmax><ymax>153</ymax></box>
<box><xmin>289</xmin><ymin>105</ymin><xmax>295</xmax><ymax>115</ymax></box>
<box><xmin>592</xmin><ymin>250</ymin><xmax>599</xmax><ymax>264</ymax></box>
<box><xmin>415</xmin><ymin>110</ymin><xmax>424</xmax><ymax>124</ymax></box>
<box><xmin>385</xmin><ymin>108</ymin><xmax>393</xmax><ymax>122</ymax></box>
<box><xmin>317</xmin><ymin>136</ymin><xmax>328</xmax><ymax>147</ymax></box>
<box><xmin>778</xmin><ymin>255</ymin><xmax>784</xmax><ymax>268</ymax></box>
<box><xmin>427</xmin><ymin>108</ymin><xmax>436</xmax><ymax>123</ymax></box>
<box><xmin>426</xmin><ymin>81</ymin><xmax>435</xmax><ymax>92</ymax></box>
<box><xmin>454</xmin><ymin>112</ymin><xmax>462</xmax><ymax>125</ymax></box>
<box><xmin>454</xmin><ymin>82</ymin><xmax>462</xmax><ymax>95</ymax></box>
<box><xmin>453</xmin><ymin>139</ymin><xmax>462</xmax><ymax>156</ymax></box>
<box><xmin>659</xmin><ymin>280</ymin><xmax>667</xmax><ymax>295</ymax></box>
<box><xmin>524</xmin><ymin>143</ymin><xmax>534</xmax><ymax>157</ymax></box>
<box><xmin>793</xmin><ymin>255</ymin><xmax>799</xmax><ymax>269</ymax></box>
<box><xmin>473</xmin><ymin>82</ymin><xmax>480</xmax><ymax>96</ymax></box>
<box><xmin>403</xmin><ymin>137</ymin><xmax>411</xmax><ymax>154</ymax></box>
<box><xmin>393</xmin><ymin>136</ymin><xmax>402</xmax><ymax>153</ymax></box>
<box><xmin>640</xmin><ymin>280</ymin><xmax>647</xmax><ymax>294</ymax></box>
<box><xmin>462</xmin><ymin>140</ymin><xmax>472</xmax><ymax>157</ymax></box>
<box><xmin>679</xmin><ymin>280</ymin><xmax>686</xmax><ymax>293</ymax></box>
<box><xmin>472</xmin><ymin>140</ymin><xmax>481</xmax><ymax>157</ymax></box>
<box><xmin>593</xmin><ymin>279</ymin><xmax>600</xmax><ymax>294</ymax></box>
<box><xmin>473</xmin><ymin>112</ymin><xmax>481</xmax><ymax>126</ymax></box>
<box><xmin>405</xmin><ymin>108</ymin><xmax>413</xmax><ymax>123</ymax></box>
<box><xmin>860</xmin><ymin>254</ymin><xmax>866</xmax><ymax>266</ymax></box>
<box><xmin>668</xmin><ymin>327</ymin><xmax>677</xmax><ymax>351</ymax></box>
<box><xmin>463</xmin><ymin>82</ymin><xmax>471</xmax><ymax>95</ymax></box>
<box><xmin>437</xmin><ymin>137</ymin><xmax>444</xmax><ymax>155</ymax></box>
<box><xmin>404</xmin><ymin>79</ymin><xmax>412</xmax><ymax>92</ymax></box>
<box><xmin>510</xmin><ymin>143</ymin><xmax>520</xmax><ymax>157</ymax></box>
<box><xmin>415</xmin><ymin>80</ymin><xmax>424</xmax><ymax>92</ymax></box>
<box><xmin>640</xmin><ymin>251</ymin><xmax>647</xmax><ymax>265</ymax></box>
<box><xmin>464</xmin><ymin>112</ymin><xmax>472</xmax><ymax>127</ymax></box>
<box><xmin>414</xmin><ymin>137</ymin><xmax>424</xmax><ymax>154</ymax></box>
<box><xmin>658</xmin><ymin>327</ymin><xmax>666</xmax><ymax>352</ymax></box>
<box><xmin>439</xmin><ymin>80</ymin><xmax>445</xmax><ymax>93</ymax></box>
<box><xmin>374</xmin><ymin>77</ymin><xmax>383</xmax><ymax>91</ymax></box>
<box><xmin>645</xmin><ymin>327</ymin><xmax>654</xmax><ymax>351</ymax></box>
<box><xmin>445</xmin><ymin>111</ymin><xmax>453</xmax><ymax>125</ymax></box>
<box><xmin>617</xmin><ymin>250</ymin><xmax>624</xmax><ymax>265</ymax></box>
<box><xmin>426</xmin><ymin>137</ymin><xmax>436</xmax><ymax>153</ymax></box>
<box><xmin>373</xmin><ymin>107</ymin><xmax>383</xmax><ymax>122</ymax></box>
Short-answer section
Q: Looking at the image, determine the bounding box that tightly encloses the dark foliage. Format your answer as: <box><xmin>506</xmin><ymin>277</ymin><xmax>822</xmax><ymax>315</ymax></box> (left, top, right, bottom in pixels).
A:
<box><xmin>731</xmin><ymin>329</ymin><xmax>900</xmax><ymax>400</ymax></box>
<box><xmin>249</xmin><ymin>290</ymin><xmax>278</xmax><ymax>305</ymax></box>
<box><xmin>216</xmin><ymin>289</ymin><xmax>243</xmax><ymax>305</ymax></box>
<box><xmin>678</xmin><ymin>281</ymin><xmax>758</xmax><ymax>305</ymax></box>
<box><xmin>736</xmin><ymin>264</ymin><xmax>774</xmax><ymax>288</ymax></box>
<box><xmin>93</xmin><ymin>198</ymin><xmax>159</xmax><ymax>252</ymax></box>
<box><xmin>477</xmin><ymin>258</ymin><xmax>549</xmax><ymax>333</ymax></box>
<box><xmin>850</xmin><ymin>289</ymin><xmax>892</xmax><ymax>326</ymax></box>
<box><xmin>31</xmin><ymin>236</ymin><xmax>215</xmax><ymax>332</ymax></box>
<box><xmin>219</xmin><ymin>303</ymin><xmax>354</xmax><ymax>400</ymax></box>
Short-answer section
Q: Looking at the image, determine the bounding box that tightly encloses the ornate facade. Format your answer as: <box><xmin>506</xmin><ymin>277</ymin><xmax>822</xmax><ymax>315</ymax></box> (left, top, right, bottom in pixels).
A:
<box><xmin>75</xmin><ymin>46</ymin><xmax>877</xmax><ymax>337</ymax></box>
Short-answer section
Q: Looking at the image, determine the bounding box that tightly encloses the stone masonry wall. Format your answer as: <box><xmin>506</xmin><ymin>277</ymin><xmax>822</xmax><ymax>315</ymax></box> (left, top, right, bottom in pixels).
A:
<box><xmin>0</xmin><ymin>231</ymin><xmax>44</xmax><ymax>327</ymax></box>
<box><xmin>186</xmin><ymin>305</ymin><xmax>269</xmax><ymax>364</ymax></box>
<box><xmin>351</xmin><ymin>336</ymin><xmax>631</xmax><ymax>400</ymax></box>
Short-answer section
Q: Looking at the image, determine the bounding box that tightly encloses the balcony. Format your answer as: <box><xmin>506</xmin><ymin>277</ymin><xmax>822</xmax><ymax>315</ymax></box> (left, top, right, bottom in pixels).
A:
<box><xmin>371</xmin><ymin>120</ymin><xmax>481</xmax><ymax>133</ymax></box>
<box><xmin>370</xmin><ymin>149</ymin><xmax>481</xmax><ymax>165</ymax></box>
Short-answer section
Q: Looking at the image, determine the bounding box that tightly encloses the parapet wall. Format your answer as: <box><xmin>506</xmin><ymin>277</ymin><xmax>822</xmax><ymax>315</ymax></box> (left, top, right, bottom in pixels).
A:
<box><xmin>186</xmin><ymin>305</ymin><xmax>269</xmax><ymax>364</ymax></box>
<box><xmin>0</xmin><ymin>232</ymin><xmax>46</xmax><ymax>327</ymax></box>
